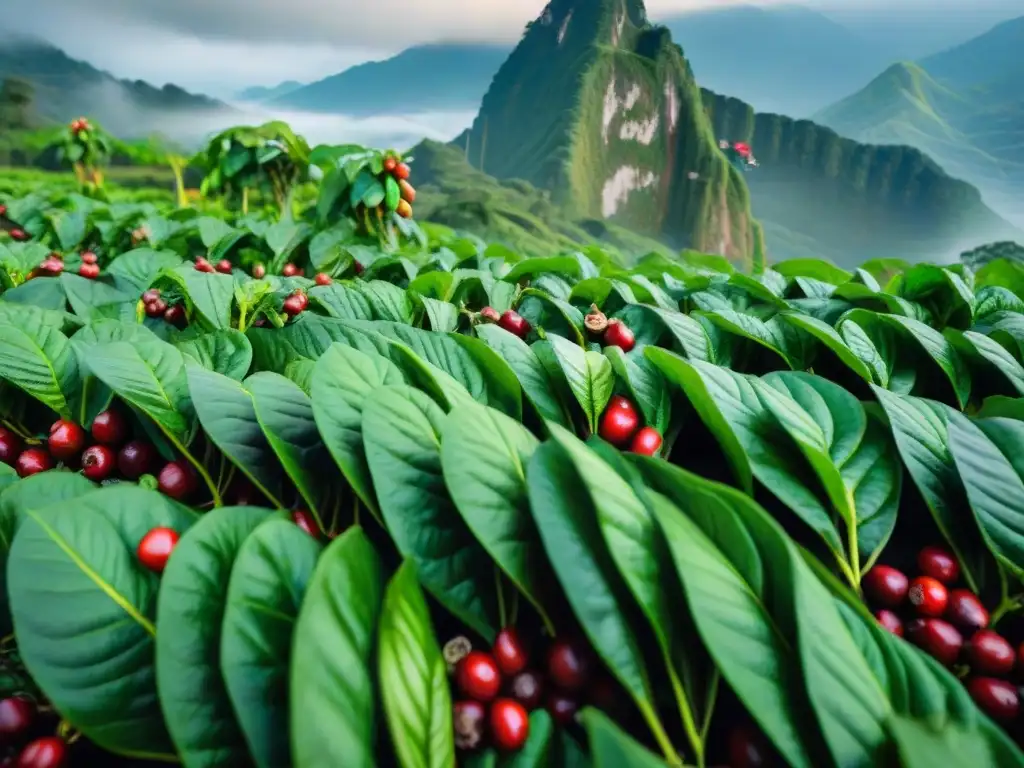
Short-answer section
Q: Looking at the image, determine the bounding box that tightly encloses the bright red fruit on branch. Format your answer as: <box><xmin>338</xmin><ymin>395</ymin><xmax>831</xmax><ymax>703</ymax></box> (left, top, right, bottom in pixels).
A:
<box><xmin>629</xmin><ymin>426</ymin><xmax>662</xmax><ymax>456</ymax></box>
<box><xmin>489</xmin><ymin>698</ymin><xmax>529</xmax><ymax>751</ymax></box>
<box><xmin>118</xmin><ymin>440</ymin><xmax>155</xmax><ymax>479</ymax></box>
<box><xmin>194</xmin><ymin>257</ymin><xmax>215</xmax><ymax>273</ymax></box>
<box><xmin>216</xmin><ymin>259</ymin><xmax>233</xmax><ymax>274</ymax></box>
<box><xmin>497</xmin><ymin>310</ymin><xmax>529</xmax><ymax>339</ymax></box>
<box><xmin>455</xmin><ymin>651</ymin><xmax>502</xmax><ymax>702</ymax></box>
<box><xmin>598</xmin><ymin>399</ymin><xmax>640</xmax><ymax>447</ymax></box>
<box><xmin>394</xmin><ymin>162</ymin><xmax>410</xmax><ymax>180</ymax></box>
<box><xmin>137</xmin><ymin>527</ymin><xmax>180</xmax><ymax>574</ymax></box>
<box><xmin>0</xmin><ymin>428</ymin><xmax>22</xmax><ymax>465</ymax></box>
<box><xmin>862</xmin><ymin>565</ymin><xmax>909</xmax><ymax>608</ymax></box>
<box><xmin>452</xmin><ymin>700</ymin><xmax>486</xmax><ymax>751</ymax></box>
<box><xmin>314</xmin><ymin>272</ymin><xmax>332</xmax><ymax>286</ymax></box>
<box><xmin>282</xmin><ymin>263</ymin><xmax>300</xmax><ymax>277</ymax></box>
<box><xmin>15</xmin><ymin>449</ymin><xmax>52</xmax><ymax>478</ymax></box>
<box><xmin>291</xmin><ymin>509</ymin><xmax>318</xmax><ymax>536</ymax></box>
<box><xmin>492</xmin><ymin>627</ymin><xmax>528</xmax><ymax>676</ymax></box>
<box><xmin>874</xmin><ymin>609</ymin><xmax>903</xmax><ymax>637</ymax></box>
<box><xmin>917</xmin><ymin>546</ymin><xmax>959</xmax><ymax>584</ymax></box>
<box><xmin>965</xmin><ymin>630</ymin><xmax>1015</xmax><ymax>676</ymax></box>
<box><xmin>603</xmin><ymin>320</ymin><xmax>635</xmax><ymax>352</ymax></box>
<box><xmin>0</xmin><ymin>696</ymin><xmax>35</xmax><ymax>738</ymax></box>
<box><xmin>9</xmin><ymin>229</ymin><xmax>26</xmax><ymax>241</ymax></box>
<box><xmin>509</xmin><ymin>670</ymin><xmax>544</xmax><ymax>711</ymax></box>
<box><xmin>91</xmin><ymin>409</ymin><xmax>128</xmax><ymax>445</ymax></box>
<box><xmin>158</xmin><ymin>461</ymin><xmax>197</xmax><ymax>500</ymax></box>
<box><xmin>14</xmin><ymin>736</ymin><xmax>66</xmax><ymax>768</ymax></box>
<box><xmin>479</xmin><ymin>306</ymin><xmax>500</xmax><ymax>324</ymax></box>
<box><xmin>164</xmin><ymin>304</ymin><xmax>186</xmax><ymax>328</ymax></box>
<box><xmin>48</xmin><ymin>420</ymin><xmax>86</xmax><ymax>460</ymax></box>
<box><xmin>252</xmin><ymin>264</ymin><xmax>266</xmax><ymax>279</ymax></box>
<box><xmin>81</xmin><ymin>445</ymin><xmax>116</xmax><ymax>481</ymax></box>
<box><xmin>81</xmin><ymin>250</ymin><xmax>97</xmax><ymax>264</ymax></box>
<box><xmin>78</xmin><ymin>262</ymin><xmax>100</xmax><ymax>279</ymax></box>
<box><xmin>906</xmin><ymin>618</ymin><xmax>963</xmax><ymax>666</ymax></box>
<box><xmin>945</xmin><ymin>589</ymin><xmax>989</xmax><ymax>632</ymax></box>
<box><xmin>383</xmin><ymin>156</ymin><xmax>397</xmax><ymax>173</ymax></box>
<box><xmin>546</xmin><ymin>639</ymin><xmax>591</xmax><ymax>692</ymax></box>
<box><xmin>966</xmin><ymin>678</ymin><xmax>1019</xmax><ymax>723</ymax></box>
<box><xmin>907</xmin><ymin>576</ymin><xmax>948</xmax><ymax>617</ymax></box>
<box><xmin>283</xmin><ymin>292</ymin><xmax>308</xmax><ymax>317</ymax></box>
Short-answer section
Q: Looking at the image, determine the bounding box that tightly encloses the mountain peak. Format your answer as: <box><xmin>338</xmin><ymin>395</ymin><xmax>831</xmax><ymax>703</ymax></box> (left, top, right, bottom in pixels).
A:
<box><xmin>458</xmin><ymin>0</ymin><xmax>763</xmax><ymax>264</ymax></box>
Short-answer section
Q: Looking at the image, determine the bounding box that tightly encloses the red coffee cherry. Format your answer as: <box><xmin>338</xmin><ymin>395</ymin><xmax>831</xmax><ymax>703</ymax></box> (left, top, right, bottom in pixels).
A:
<box><xmin>965</xmin><ymin>630</ymin><xmax>1016</xmax><ymax>676</ymax></box>
<box><xmin>874</xmin><ymin>609</ymin><xmax>903</xmax><ymax>637</ymax></box>
<box><xmin>966</xmin><ymin>678</ymin><xmax>1019</xmax><ymax>723</ymax></box>
<box><xmin>455</xmin><ymin>651</ymin><xmax>502</xmax><ymax>702</ymax></box>
<box><xmin>945</xmin><ymin>590</ymin><xmax>989</xmax><ymax>633</ymax></box>
<box><xmin>907</xmin><ymin>576</ymin><xmax>948</xmax><ymax>617</ymax></box>
<box><xmin>906</xmin><ymin>618</ymin><xmax>963</xmax><ymax>666</ymax></box>
<box><xmin>917</xmin><ymin>546</ymin><xmax>960</xmax><ymax>584</ymax></box>
<box><xmin>862</xmin><ymin>565</ymin><xmax>909</xmax><ymax>608</ymax></box>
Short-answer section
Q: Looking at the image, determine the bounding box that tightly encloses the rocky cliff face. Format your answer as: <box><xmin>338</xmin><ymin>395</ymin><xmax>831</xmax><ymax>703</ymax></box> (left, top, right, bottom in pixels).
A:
<box><xmin>701</xmin><ymin>89</ymin><xmax>1021</xmax><ymax>265</ymax></box>
<box><xmin>456</xmin><ymin>0</ymin><xmax>764</xmax><ymax>269</ymax></box>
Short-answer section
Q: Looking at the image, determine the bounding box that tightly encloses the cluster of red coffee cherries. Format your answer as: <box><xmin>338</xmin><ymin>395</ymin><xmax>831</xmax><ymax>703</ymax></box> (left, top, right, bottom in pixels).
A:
<box><xmin>449</xmin><ymin>630</ymin><xmax>600</xmax><ymax>753</ymax></box>
<box><xmin>69</xmin><ymin>117</ymin><xmax>91</xmax><ymax>135</ymax></box>
<box><xmin>584</xmin><ymin>304</ymin><xmax>635</xmax><ymax>352</ymax></box>
<box><xmin>0</xmin><ymin>204</ymin><xmax>26</xmax><ymax>242</ymax></box>
<box><xmin>864</xmin><ymin>546</ymin><xmax>1021</xmax><ymax>725</ymax></box>
<box><xmin>0</xmin><ymin>413</ymin><xmax>199</xmax><ymax>503</ymax></box>
<box><xmin>598</xmin><ymin>395</ymin><xmax>662</xmax><ymax>456</ymax></box>
<box><xmin>141</xmin><ymin>289</ymin><xmax>186</xmax><ymax>328</ymax></box>
<box><xmin>478</xmin><ymin>307</ymin><xmax>530</xmax><ymax>340</ymax></box>
<box><xmin>21</xmin><ymin>251</ymin><xmax>100</xmax><ymax>281</ymax></box>
<box><xmin>0</xmin><ymin>695</ymin><xmax>67</xmax><ymax>768</ymax></box>
<box><xmin>193</xmin><ymin>256</ymin><xmax>233</xmax><ymax>275</ymax></box>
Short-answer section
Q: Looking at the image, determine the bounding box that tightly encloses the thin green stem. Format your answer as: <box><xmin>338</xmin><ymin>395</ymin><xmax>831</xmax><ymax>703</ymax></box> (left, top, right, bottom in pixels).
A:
<box><xmin>667</xmin><ymin>665</ymin><xmax>703</xmax><ymax>768</ymax></box>
<box><xmin>495</xmin><ymin>567</ymin><xmax>507</xmax><ymax>628</ymax></box>
<box><xmin>990</xmin><ymin>594</ymin><xmax>1023</xmax><ymax>628</ymax></box>
<box><xmin>1</xmin><ymin>420</ymin><xmax>31</xmax><ymax>440</ymax></box>
<box><xmin>847</xmin><ymin>522</ymin><xmax>861</xmax><ymax>588</ymax></box>
<box><xmin>637</xmin><ymin>700</ymin><xmax>682</xmax><ymax>766</ymax></box>
<box><xmin>700</xmin><ymin>671</ymin><xmax>720</xmax><ymax>744</ymax></box>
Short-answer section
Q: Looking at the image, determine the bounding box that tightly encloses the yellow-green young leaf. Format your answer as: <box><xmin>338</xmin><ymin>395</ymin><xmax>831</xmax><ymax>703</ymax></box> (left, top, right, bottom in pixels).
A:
<box><xmin>222</xmin><ymin>518</ymin><xmax>322</xmax><ymax>768</ymax></box>
<box><xmin>378</xmin><ymin>561</ymin><xmax>454</xmax><ymax>768</ymax></box>
<box><xmin>291</xmin><ymin>527</ymin><xmax>383</xmax><ymax>768</ymax></box>
<box><xmin>155</xmin><ymin>506</ymin><xmax>272</xmax><ymax>767</ymax></box>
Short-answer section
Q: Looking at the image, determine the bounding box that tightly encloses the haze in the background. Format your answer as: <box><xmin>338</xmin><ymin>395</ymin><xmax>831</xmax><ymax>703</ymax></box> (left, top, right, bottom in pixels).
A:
<box><xmin>5</xmin><ymin>0</ymin><xmax>1019</xmax><ymax>95</ymax></box>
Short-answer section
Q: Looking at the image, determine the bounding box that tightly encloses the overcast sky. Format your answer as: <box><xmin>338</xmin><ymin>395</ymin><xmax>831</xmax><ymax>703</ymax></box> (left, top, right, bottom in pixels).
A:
<box><xmin>6</xmin><ymin>0</ymin><xmax>1019</xmax><ymax>95</ymax></box>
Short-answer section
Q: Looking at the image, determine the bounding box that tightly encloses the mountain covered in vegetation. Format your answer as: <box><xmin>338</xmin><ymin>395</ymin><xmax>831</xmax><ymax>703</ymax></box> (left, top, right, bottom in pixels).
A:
<box><xmin>0</xmin><ymin>37</ymin><xmax>233</xmax><ymax>137</ymax></box>
<box><xmin>237</xmin><ymin>81</ymin><xmax>304</xmax><ymax>103</ymax></box>
<box><xmin>452</xmin><ymin>0</ymin><xmax>764</xmax><ymax>269</ymax></box>
<box><xmin>815</xmin><ymin>17</ymin><xmax>1024</xmax><ymax>226</ymax></box>
<box><xmin>270</xmin><ymin>44</ymin><xmax>510</xmax><ymax>115</ymax></box>
<box><xmin>702</xmin><ymin>88</ymin><xmax>1021</xmax><ymax>265</ymax></box>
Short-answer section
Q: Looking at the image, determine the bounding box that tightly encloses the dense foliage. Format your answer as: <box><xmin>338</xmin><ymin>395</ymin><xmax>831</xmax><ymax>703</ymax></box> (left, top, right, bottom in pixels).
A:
<box><xmin>1</xmin><ymin>122</ymin><xmax>1024</xmax><ymax>768</ymax></box>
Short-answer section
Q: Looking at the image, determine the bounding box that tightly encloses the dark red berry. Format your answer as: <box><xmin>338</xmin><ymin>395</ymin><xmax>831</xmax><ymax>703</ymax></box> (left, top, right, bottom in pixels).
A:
<box><xmin>0</xmin><ymin>696</ymin><xmax>35</xmax><ymax>739</ymax></box>
<box><xmin>452</xmin><ymin>700</ymin><xmax>486</xmax><ymax>751</ymax></box>
<box><xmin>455</xmin><ymin>651</ymin><xmax>502</xmax><ymax>702</ymax></box>
<box><xmin>16</xmin><ymin>449</ymin><xmax>52</xmax><ymax>478</ymax></box>
<box><xmin>118</xmin><ymin>440</ymin><xmax>156</xmax><ymax>479</ymax></box>
<box><xmin>14</xmin><ymin>736</ymin><xmax>66</xmax><ymax>768</ymax></box>
<box><xmin>282</xmin><ymin>263</ymin><xmax>299</xmax><ymax>277</ymax></box>
<box><xmin>598</xmin><ymin>399</ymin><xmax>640</xmax><ymax>447</ymax></box>
<box><xmin>509</xmin><ymin>670</ymin><xmax>544</xmax><ymax>711</ymax></box>
<box><xmin>137</xmin><ymin>527</ymin><xmax>179</xmax><ymax>574</ymax></box>
<box><xmin>216</xmin><ymin>259</ymin><xmax>232</xmax><ymax>274</ymax></box>
<box><xmin>629</xmin><ymin>426</ymin><xmax>662</xmax><ymax>456</ymax></box>
<box><xmin>497</xmin><ymin>310</ymin><xmax>529</xmax><ymax>339</ymax></box>
<box><xmin>906</xmin><ymin>618</ymin><xmax>963</xmax><ymax>666</ymax></box>
<box><xmin>0</xmin><ymin>427</ymin><xmax>22</xmax><ymax>465</ymax></box>
<box><xmin>194</xmin><ymin>258</ymin><xmax>215</xmax><ymax>273</ymax></box>
<box><xmin>81</xmin><ymin>445</ymin><xmax>116</xmax><ymax>481</ymax></box>
<box><xmin>862</xmin><ymin>565</ymin><xmax>909</xmax><ymax>608</ymax></box>
<box><xmin>252</xmin><ymin>264</ymin><xmax>266</xmax><ymax>279</ymax></box>
<box><xmin>965</xmin><ymin>630</ymin><xmax>1015</xmax><ymax>676</ymax></box>
<box><xmin>81</xmin><ymin>251</ymin><xmax>98</xmax><ymax>264</ymax></box>
<box><xmin>1019</xmin><ymin>642</ymin><xmax>1024</xmax><ymax>671</ymax></box>
<box><xmin>493</xmin><ymin>627</ymin><xmax>528</xmax><ymax>677</ymax></box>
<box><xmin>490</xmin><ymin>698</ymin><xmax>529</xmax><ymax>751</ymax></box>
<box><xmin>164</xmin><ymin>304</ymin><xmax>186</xmax><ymax>328</ymax></box>
<box><xmin>479</xmin><ymin>306</ymin><xmax>500</xmax><ymax>324</ymax></box>
<box><xmin>546</xmin><ymin>638</ymin><xmax>591</xmax><ymax>692</ymax></box>
<box><xmin>78</xmin><ymin>262</ymin><xmax>100</xmax><ymax>279</ymax></box>
<box><xmin>9</xmin><ymin>229</ymin><xmax>25</xmax><ymax>241</ymax></box>
<box><xmin>907</xmin><ymin>576</ymin><xmax>948</xmax><ymax>617</ymax></box>
<box><xmin>157</xmin><ymin>461</ymin><xmax>197</xmax><ymax>500</ymax></box>
<box><xmin>142</xmin><ymin>289</ymin><xmax>161</xmax><ymax>304</ymax></box>
<box><xmin>91</xmin><ymin>409</ymin><xmax>128</xmax><ymax>446</ymax></box>
<box><xmin>145</xmin><ymin>298</ymin><xmax>167</xmax><ymax>317</ymax></box>
<box><xmin>291</xmin><ymin>509</ymin><xmax>318</xmax><ymax>536</ymax></box>
<box><xmin>945</xmin><ymin>589</ymin><xmax>989</xmax><ymax>632</ymax></box>
<box><xmin>966</xmin><ymin>677</ymin><xmax>1019</xmax><ymax>723</ymax></box>
<box><xmin>603</xmin><ymin>320</ymin><xmax>635</xmax><ymax>351</ymax></box>
<box><xmin>314</xmin><ymin>272</ymin><xmax>332</xmax><ymax>286</ymax></box>
<box><xmin>354</xmin><ymin>261</ymin><xmax>364</xmax><ymax>275</ymax></box>
<box><xmin>282</xmin><ymin>292</ymin><xmax>308</xmax><ymax>317</ymax></box>
<box><xmin>875</xmin><ymin>609</ymin><xmax>903</xmax><ymax>637</ymax></box>
<box><xmin>917</xmin><ymin>546</ymin><xmax>960</xmax><ymax>585</ymax></box>
<box><xmin>546</xmin><ymin>692</ymin><xmax>579</xmax><ymax>726</ymax></box>
<box><xmin>48</xmin><ymin>420</ymin><xmax>86</xmax><ymax>460</ymax></box>
<box><xmin>728</xmin><ymin>725</ymin><xmax>770</xmax><ymax>768</ymax></box>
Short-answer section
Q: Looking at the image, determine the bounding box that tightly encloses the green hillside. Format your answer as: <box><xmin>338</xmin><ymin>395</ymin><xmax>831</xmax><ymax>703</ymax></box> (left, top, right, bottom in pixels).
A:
<box><xmin>409</xmin><ymin>138</ymin><xmax>672</xmax><ymax>260</ymax></box>
<box><xmin>271</xmin><ymin>44</ymin><xmax>509</xmax><ymax>115</ymax></box>
<box><xmin>816</xmin><ymin>19</ymin><xmax>1024</xmax><ymax>226</ymax></box>
<box><xmin>237</xmin><ymin>81</ymin><xmax>304</xmax><ymax>102</ymax></box>
<box><xmin>0</xmin><ymin>37</ymin><xmax>235</xmax><ymax>137</ymax></box>
<box><xmin>455</xmin><ymin>0</ymin><xmax>764</xmax><ymax>269</ymax></box>
<box><xmin>703</xmin><ymin>88</ymin><xmax>1022</xmax><ymax>266</ymax></box>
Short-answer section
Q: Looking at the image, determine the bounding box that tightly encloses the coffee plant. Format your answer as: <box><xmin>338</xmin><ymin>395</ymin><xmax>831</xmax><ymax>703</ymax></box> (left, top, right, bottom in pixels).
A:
<box><xmin>0</xmin><ymin>125</ymin><xmax>1024</xmax><ymax>768</ymax></box>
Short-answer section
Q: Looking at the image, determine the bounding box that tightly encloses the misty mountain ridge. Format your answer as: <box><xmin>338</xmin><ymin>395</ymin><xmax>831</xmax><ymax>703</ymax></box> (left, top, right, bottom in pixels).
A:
<box><xmin>817</xmin><ymin>16</ymin><xmax>1024</xmax><ymax>226</ymax></box>
<box><xmin>0</xmin><ymin>36</ymin><xmax>237</xmax><ymax>140</ymax></box>
<box><xmin>237</xmin><ymin>81</ymin><xmax>304</xmax><ymax>103</ymax></box>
